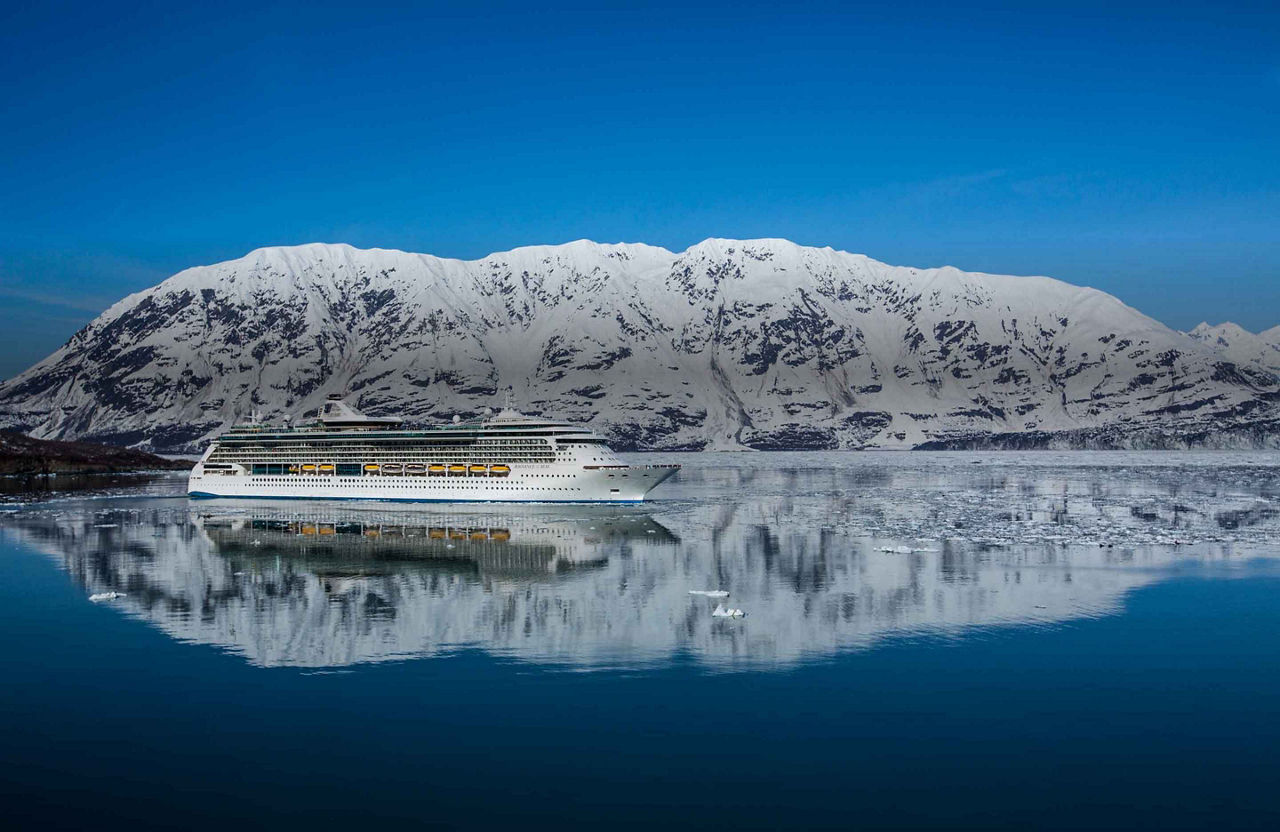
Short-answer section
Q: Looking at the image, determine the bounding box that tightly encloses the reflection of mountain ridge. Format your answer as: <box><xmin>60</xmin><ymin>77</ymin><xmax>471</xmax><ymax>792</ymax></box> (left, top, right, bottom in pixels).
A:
<box><xmin>2</xmin><ymin>474</ymin><xmax>1273</xmax><ymax>670</ymax></box>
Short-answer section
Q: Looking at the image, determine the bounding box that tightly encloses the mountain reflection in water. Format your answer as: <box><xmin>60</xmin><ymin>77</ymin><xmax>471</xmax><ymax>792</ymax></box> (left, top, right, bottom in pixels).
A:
<box><xmin>4</xmin><ymin>452</ymin><xmax>1279</xmax><ymax>671</ymax></box>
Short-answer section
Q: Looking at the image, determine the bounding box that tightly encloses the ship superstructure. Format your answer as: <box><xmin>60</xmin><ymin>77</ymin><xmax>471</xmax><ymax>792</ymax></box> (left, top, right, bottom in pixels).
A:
<box><xmin>187</xmin><ymin>396</ymin><xmax>679</xmax><ymax>503</ymax></box>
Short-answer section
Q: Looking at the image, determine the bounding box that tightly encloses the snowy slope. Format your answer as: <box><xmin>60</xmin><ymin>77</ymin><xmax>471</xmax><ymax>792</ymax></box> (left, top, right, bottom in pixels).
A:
<box><xmin>1</xmin><ymin>239</ymin><xmax>1278</xmax><ymax>451</ymax></box>
<box><xmin>1186</xmin><ymin>322</ymin><xmax>1280</xmax><ymax>375</ymax></box>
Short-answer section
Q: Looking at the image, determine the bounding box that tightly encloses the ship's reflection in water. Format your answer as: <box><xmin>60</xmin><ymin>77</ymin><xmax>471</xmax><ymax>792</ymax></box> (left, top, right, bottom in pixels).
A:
<box><xmin>200</xmin><ymin>508</ymin><xmax>676</xmax><ymax>579</ymax></box>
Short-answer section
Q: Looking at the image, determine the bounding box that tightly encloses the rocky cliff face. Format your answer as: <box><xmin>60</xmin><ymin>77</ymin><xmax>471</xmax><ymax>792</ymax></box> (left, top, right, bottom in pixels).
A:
<box><xmin>1</xmin><ymin>239</ymin><xmax>1277</xmax><ymax>451</ymax></box>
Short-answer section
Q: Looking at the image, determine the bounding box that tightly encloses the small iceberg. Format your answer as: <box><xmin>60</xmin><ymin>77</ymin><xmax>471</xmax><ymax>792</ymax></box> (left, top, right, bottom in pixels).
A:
<box><xmin>689</xmin><ymin>590</ymin><xmax>729</xmax><ymax>598</ymax></box>
<box><xmin>711</xmin><ymin>604</ymin><xmax>745</xmax><ymax>618</ymax></box>
<box><xmin>89</xmin><ymin>592</ymin><xmax>126</xmax><ymax>602</ymax></box>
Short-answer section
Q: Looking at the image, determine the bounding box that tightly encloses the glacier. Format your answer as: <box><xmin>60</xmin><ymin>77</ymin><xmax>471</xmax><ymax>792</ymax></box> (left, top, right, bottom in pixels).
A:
<box><xmin>0</xmin><ymin>238</ymin><xmax>1277</xmax><ymax>452</ymax></box>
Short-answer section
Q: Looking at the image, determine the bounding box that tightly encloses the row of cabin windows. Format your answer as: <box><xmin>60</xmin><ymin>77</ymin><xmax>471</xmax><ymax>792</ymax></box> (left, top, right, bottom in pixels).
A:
<box><xmin>219</xmin><ymin>439</ymin><xmax>557</xmax><ymax>451</ymax></box>
<box><xmin>243</xmin><ymin>470</ymin><xmax>581</xmax><ymax>478</ymax></box>
<box><xmin>245</xmin><ymin>477</ymin><xmax>584</xmax><ymax>491</ymax></box>
<box><xmin>215</xmin><ymin>452</ymin><xmax>557</xmax><ymax>464</ymax></box>
<box><xmin>249</xmin><ymin>465</ymin><xmax>516</xmax><ymax>477</ymax></box>
<box><xmin>215</xmin><ymin>439</ymin><xmax>556</xmax><ymax>448</ymax></box>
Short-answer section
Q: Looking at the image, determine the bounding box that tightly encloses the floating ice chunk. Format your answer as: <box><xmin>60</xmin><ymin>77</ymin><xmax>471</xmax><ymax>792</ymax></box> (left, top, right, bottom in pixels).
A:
<box><xmin>93</xmin><ymin>523</ymin><xmax>119</xmax><ymax>528</ymax></box>
<box><xmin>877</xmin><ymin>545</ymin><xmax>939</xmax><ymax>554</ymax></box>
<box><xmin>689</xmin><ymin>590</ymin><xmax>729</xmax><ymax>597</ymax></box>
<box><xmin>711</xmin><ymin>604</ymin><xmax>745</xmax><ymax>618</ymax></box>
<box><xmin>89</xmin><ymin>592</ymin><xmax>126</xmax><ymax>602</ymax></box>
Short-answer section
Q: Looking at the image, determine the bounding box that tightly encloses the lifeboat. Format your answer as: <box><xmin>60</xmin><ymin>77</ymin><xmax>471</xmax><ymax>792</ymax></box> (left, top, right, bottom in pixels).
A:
<box><xmin>382</xmin><ymin>463</ymin><xmax>404</xmax><ymax>475</ymax></box>
<box><xmin>448</xmin><ymin>464</ymin><xmax>466</xmax><ymax>475</ymax></box>
<box><xmin>301</xmin><ymin>464</ymin><xmax>317</xmax><ymax>472</ymax></box>
<box><xmin>490</xmin><ymin>529</ymin><xmax>510</xmax><ymax>541</ymax></box>
<box><xmin>489</xmin><ymin>464</ymin><xmax>511</xmax><ymax>476</ymax></box>
<box><xmin>469</xmin><ymin>464</ymin><xmax>488</xmax><ymax>475</ymax></box>
<box><xmin>449</xmin><ymin>529</ymin><xmax>467</xmax><ymax>540</ymax></box>
<box><xmin>318</xmin><ymin>525</ymin><xmax>335</xmax><ymax>536</ymax></box>
<box><xmin>469</xmin><ymin>529</ymin><xmax>488</xmax><ymax>540</ymax></box>
<box><xmin>318</xmin><ymin>463</ymin><xmax>334</xmax><ymax>472</ymax></box>
<box><xmin>428</xmin><ymin>527</ymin><xmax>446</xmax><ymax>540</ymax></box>
<box><xmin>364</xmin><ymin>529</ymin><xmax>381</xmax><ymax>538</ymax></box>
<box><xmin>428</xmin><ymin>464</ymin><xmax>446</xmax><ymax>475</ymax></box>
<box><xmin>301</xmin><ymin>524</ymin><xmax>317</xmax><ymax>535</ymax></box>
<box><xmin>364</xmin><ymin>464</ymin><xmax>380</xmax><ymax>473</ymax></box>
<box><xmin>406</xmin><ymin>463</ymin><xmax>426</xmax><ymax>475</ymax></box>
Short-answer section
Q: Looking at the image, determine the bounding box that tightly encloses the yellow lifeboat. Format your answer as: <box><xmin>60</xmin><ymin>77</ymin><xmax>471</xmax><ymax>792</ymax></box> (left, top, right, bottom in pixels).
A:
<box><xmin>318</xmin><ymin>525</ymin><xmax>335</xmax><ymax>536</ymax></box>
<box><xmin>469</xmin><ymin>464</ymin><xmax>487</xmax><ymax>475</ymax></box>
<box><xmin>428</xmin><ymin>527</ymin><xmax>446</xmax><ymax>540</ymax></box>
<box><xmin>449</xmin><ymin>529</ymin><xmax>467</xmax><ymax>540</ymax></box>
<box><xmin>301</xmin><ymin>464</ymin><xmax>317</xmax><ymax>472</ymax></box>
<box><xmin>364</xmin><ymin>464</ymin><xmax>380</xmax><ymax>473</ymax></box>
<box><xmin>490</xmin><ymin>529</ymin><xmax>510</xmax><ymax>541</ymax></box>
<box><xmin>364</xmin><ymin>528</ymin><xmax>381</xmax><ymax>538</ymax></box>
<box><xmin>448</xmin><ymin>464</ymin><xmax>466</xmax><ymax>475</ymax></box>
<box><xmin>428</xmin><ymin>464</ymin><xmax>446</xmax><ymax>475</ymax></box>
<box><xmin>301</xmin><ymin>524</ymin><xmax>317</xmax><ymax>535</ymax></box>
<box><xmin>489</xmin><ymin>464</ymin><xmax>511</xmax><ymax>476</ymax></box>
<box><xmin>318</xmin><ymin>463</ymin><xmax>334</xmax><ymax>472</ymax></box>
<box><xmin>470</xmin><ymin>529</ymin><xmax>488</xmax><ymax>540</ymax></box>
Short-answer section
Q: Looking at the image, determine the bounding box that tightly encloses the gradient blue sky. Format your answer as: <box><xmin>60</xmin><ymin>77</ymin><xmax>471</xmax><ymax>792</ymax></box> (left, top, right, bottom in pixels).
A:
<box><xmin>2</xmin><ymin>0</ymin><xmax>1277</xmax><ymax>378</ymax></box>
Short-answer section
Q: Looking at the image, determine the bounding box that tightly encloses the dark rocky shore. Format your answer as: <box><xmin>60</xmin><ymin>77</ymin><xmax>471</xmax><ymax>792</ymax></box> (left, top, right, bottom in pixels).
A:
<box><xmin>0</xmin><ymin>431</ymin><xmax>192</xmax><ymax>476</ymax></box>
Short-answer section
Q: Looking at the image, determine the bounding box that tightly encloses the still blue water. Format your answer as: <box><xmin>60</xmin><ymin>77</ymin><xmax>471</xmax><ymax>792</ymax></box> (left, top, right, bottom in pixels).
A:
<box><xmin>2</xmin><ymin>452</ymin><xmax>1279</xmax><ymax>829</ymax></box>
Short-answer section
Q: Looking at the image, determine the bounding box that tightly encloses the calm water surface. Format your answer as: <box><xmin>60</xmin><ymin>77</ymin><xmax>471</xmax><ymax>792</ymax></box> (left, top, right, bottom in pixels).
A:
<box><xmin>2</xmin><ymin>451</ymin><xmax>1279</xmax><ymax>829</ymax></box>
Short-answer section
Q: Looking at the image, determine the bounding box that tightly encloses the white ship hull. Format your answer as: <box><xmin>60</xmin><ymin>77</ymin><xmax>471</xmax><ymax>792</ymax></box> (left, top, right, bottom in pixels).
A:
<box><xmin>189</xmin><ymin>465</ymin><xmax>677</xmax><ymax>503</ymax></box>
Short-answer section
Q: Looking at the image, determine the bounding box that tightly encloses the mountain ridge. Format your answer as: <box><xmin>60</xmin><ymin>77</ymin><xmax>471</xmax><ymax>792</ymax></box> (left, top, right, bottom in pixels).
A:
<box><xmin>1186</xmin><ymin>321</ymin><xmax>1280</xmax><ymax>375</ymax></box>
<box><xmin>2</xmin><ymin>238</ymin><xmax>1277</xmax><ymax>452</ymax></box>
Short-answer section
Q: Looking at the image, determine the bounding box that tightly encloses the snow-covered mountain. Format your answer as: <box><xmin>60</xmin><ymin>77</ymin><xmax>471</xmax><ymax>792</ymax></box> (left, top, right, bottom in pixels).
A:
<box><xmin>1</xmin><ymin>239</ymin><xmax>1278</xmax><ymax>451</ymax></box>
<box><xmin>1186</xmin><ymin>321</ymin><xmax>1280</xmax><ymax>375</ymax></box>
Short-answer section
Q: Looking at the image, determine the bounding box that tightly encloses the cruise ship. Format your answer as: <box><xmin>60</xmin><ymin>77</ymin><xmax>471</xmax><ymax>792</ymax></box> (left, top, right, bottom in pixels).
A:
<box><xmin>187</xmin><ymin>395</ymin><xmax>679</xmax><ymax>503</ymax></box>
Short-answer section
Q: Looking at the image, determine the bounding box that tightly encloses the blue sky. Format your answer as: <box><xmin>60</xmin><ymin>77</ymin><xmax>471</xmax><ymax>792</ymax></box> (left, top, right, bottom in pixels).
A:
<box><xmin>1</xmin><ymin>0</ymin><xmax>1277</xmax><ymax>378</ymax></box>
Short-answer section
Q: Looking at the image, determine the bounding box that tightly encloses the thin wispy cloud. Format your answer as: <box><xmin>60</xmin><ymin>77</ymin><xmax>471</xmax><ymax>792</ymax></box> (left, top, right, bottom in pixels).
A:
<box><xmin>865</xmin><ymin>169</ymin><xmax>1011</xmax><ymax>210</ymax></box>
<box><xmin>907</xmin><ymin>168</ymin><xmax>1009</xmax><ymax>200</ymax></box>
<box><xmin>0</xmin><ymin>285</ymin><xmax>112</xmax><ymax>313</ymax></box>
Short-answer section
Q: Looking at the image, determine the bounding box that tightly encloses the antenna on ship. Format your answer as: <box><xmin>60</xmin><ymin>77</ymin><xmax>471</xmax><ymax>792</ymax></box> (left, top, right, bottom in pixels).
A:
<box><xmin>503</xmin><ymin>387</ymin><xmax>515</xmax><ymax>412</ymax></box>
